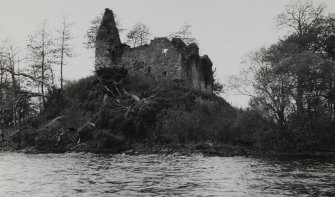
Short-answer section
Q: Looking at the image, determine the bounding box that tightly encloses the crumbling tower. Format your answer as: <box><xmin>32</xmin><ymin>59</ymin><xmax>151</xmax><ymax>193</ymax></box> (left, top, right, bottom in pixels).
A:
<box><xmin>95</xmin><ymin>8</ymin><xmax>214</xmax><ymax>94</ymax></box>
<box><xmin>95</xmin><ymin>8</ymin><xmax>122</xmax><ymax>70</ymax></box>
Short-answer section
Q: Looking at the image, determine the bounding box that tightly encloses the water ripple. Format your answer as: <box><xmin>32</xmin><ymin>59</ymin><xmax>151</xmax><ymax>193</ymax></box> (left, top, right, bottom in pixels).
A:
<box><xmin>0</xmin><ymin>153</ymin><xmax>335</xmax><ymax>196</ymax></box>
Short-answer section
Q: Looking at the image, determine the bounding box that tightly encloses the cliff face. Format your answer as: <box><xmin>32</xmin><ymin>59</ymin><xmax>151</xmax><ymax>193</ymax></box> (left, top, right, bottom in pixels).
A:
<box><xmin>95</xmin><ymin>8</ymin><xmax>213</xmax><ymax>94</ymax></box>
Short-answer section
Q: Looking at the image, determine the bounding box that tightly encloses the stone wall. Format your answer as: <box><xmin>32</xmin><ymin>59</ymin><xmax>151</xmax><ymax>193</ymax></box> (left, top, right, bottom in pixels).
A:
<box><xmin>120</xmin><ymin>37</ymin><xmax>213</xmax><ymax>93</ymax></box>
<box><xmin>95</xmin><ymin>8</ymin><xmax>214</xmax><ymax>94</ymax></box>
<box><xmin>120</xmin><ymin>38</ymin><xmax>183</xmax><ymax>81</ymax></box>
<box><xmin>181</xmin><ymin>43</ymin><xmax>213</xmax><ymax>94</ymax></box>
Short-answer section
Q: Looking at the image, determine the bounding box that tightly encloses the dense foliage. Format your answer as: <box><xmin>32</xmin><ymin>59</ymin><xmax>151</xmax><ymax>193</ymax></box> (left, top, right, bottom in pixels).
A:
<box><xmin>231</xmin><ymin>0</ymin><xmax>335</xmax><ymax>152</ymax></box>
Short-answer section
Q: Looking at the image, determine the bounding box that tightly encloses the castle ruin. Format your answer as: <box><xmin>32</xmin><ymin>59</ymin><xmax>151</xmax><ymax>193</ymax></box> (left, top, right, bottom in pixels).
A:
<box><xmin>95</xmin><ymin>8</ymin><xmax>214</xmax><ymax>94</ymax></box>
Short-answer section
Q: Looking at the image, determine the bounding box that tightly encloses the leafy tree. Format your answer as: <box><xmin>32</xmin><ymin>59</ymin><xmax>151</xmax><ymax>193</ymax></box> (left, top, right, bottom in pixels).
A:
<box><xmin>304</xmin><ymin>15</ymin><xmax>335</xmax><ymax>115</ymax></box>
<box><xmin>126</xmin><ymin>23</ymin><xmax>151</xmax><ymax>47</ymax></box>
<box><xmin>231</xmin><ymin>36</ymin><xmax>333</xmax><ymax>148</ymax></box>
<box><xmin>276</xmin><ymin>0</ymin><xmax>327</xmax><ymax>113</ymax></box>
<box><xmin>242</xmin><ymin>46</ymin><xmax>295</xmax><ymax>134</ymax></box>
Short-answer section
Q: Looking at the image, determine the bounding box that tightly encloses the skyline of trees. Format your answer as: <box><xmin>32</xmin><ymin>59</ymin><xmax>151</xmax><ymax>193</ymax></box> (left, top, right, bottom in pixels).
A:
<box><xmin>0</xmin><ymin>17</ymin><xmax>76</xmax><ymax>126</ymax></box>
<box><xmin>126</xmin><ymin>23</ymin><xmax>151</xmax><ymax>47</ymax></box>
<box><xmin>0</xmin><ymin>11</ymin><xmax>203</xmax><ymax>128</ymax></box>
<box><xmin>3</xmin><ymin>0</ymin><xmax>332</xmax><ymax>135</ymax></box>
<box><xmin>229</xmin><ymin>0</ymin><xmax>335</xmax><ymax>149</ymax></box>
<box><xmin>55</xmin><ymin>17</ymin><xmax>74</xmax><ymax>92</ymax></box>
<box><xmin>1</xmin><ymin>1</ymin><xmax>335</xmax><ymax>153</ymax></box>
<box><xmin>0</xmin><ymin>10</ymin><xmax>203</xmax><ymax>125</ymax></box>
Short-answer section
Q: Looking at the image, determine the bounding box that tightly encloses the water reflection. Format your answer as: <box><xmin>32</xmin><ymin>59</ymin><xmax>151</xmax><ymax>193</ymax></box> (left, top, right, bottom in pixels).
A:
<box><xmin>0</xmin><ymin>153</ymin><xmax>334</xmax><ymax>196</ymax></box>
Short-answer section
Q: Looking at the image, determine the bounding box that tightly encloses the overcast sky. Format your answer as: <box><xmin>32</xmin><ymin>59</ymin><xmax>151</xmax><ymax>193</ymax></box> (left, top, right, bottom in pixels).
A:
<box><xmin>1</xmin><ymin>0</ymin><xmax>335</xmax><ymax>107</ymax></box>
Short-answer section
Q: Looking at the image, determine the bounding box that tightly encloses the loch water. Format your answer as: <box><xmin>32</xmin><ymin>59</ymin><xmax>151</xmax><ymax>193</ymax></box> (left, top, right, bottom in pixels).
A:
<box><xmin>0</xmin><ymin>152</ymin><xmax>334</xmax><ymax>196</ymax></box>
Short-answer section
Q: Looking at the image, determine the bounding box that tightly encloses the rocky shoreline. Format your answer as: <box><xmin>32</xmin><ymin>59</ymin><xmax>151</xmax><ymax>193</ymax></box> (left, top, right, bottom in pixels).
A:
<box><xmin>2</xmin><ymin>141</ymin><xmax>335</xmax><ymax>159</ymax></box>
<box><xmin>0</xmin><ymin>140</ymin><xmax>254</xmax><ymax>156</ymax></box>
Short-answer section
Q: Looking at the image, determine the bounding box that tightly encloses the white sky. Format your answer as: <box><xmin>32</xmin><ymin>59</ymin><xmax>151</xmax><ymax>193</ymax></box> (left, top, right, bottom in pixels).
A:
<box><xmin>1</xmin><ymin>0</ymin><xmax>334</xmax><ymax>107</ymax></box>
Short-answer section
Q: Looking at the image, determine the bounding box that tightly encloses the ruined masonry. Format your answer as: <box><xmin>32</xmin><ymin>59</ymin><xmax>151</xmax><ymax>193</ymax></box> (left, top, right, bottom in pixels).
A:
<box><xmin>95</xmin><ymin>8</ymin><xmax>214</xmax><ymax>94</ymax></box>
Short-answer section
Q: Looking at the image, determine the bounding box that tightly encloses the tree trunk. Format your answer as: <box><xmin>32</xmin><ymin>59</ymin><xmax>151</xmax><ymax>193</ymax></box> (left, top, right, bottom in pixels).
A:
<box><xmin>332</xmin><ymin>58</ymin><xmax>335</xmax><ymax>119</ymax></box>
<box><xmin>60</xmin><ymin>31</ymin><xmax>65</xmax><ymax>92</ymax></box>
<box><xmin>41</xmin><ymin>53</ymin><xmax>45</xmax><ymax>109</ymax></box>
<box><xmin>9</xmin><ymin>56</ymin><xmax>17</xmax><ymax>126</ymax></box>
<box><xmin>296</xmin><ymin>76</ymin><xmax>304</xmax><ymax>114</ymax></box>
<box><xmin>277</xmin><ymin>111</ymin><xmax>286</xmax><ymax>132</ymax></box>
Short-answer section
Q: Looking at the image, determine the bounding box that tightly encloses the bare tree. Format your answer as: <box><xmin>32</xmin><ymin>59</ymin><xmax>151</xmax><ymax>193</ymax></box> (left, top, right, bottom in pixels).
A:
<box><xmin>56</xmin><ymin>16</ymin><xmax>74</xmax><ymax>92</ymax></box>
<box><xmin>126</xmin><ymin>23</ymin><xmax>151</xmax><ymax>47</ymax></box>
<box><xmin>84</xmin><ymin>12</ymin><xmax>125</xmax><ymax>50</ymax></box>
<box><xmin>277</xmin><ymin>0</ymin><xmax>326</xmax><ymax>39</ymax></box>
<box><xmin>0</xmin><ymin>40</ymin><xmax>37</xmax><ymax>126</ymax></box>
<box><xmin>26</xmin><ymin>20</ymin><xmax>56</xmax><ymax>109</ymax></box>
<box><xmin>231</xmin><ymin>47</ymin><xmax>293</xmax><ymax>128</ymax></box>
<box><xmin>168</xmin><ymin>22</ymin><xmax>198</xmax><ymax>45</ymax></box>
<box><xmin>0</xmin><ymin>40</ymin><xmax>19</xmax><ymax>126</ymax></box>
